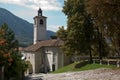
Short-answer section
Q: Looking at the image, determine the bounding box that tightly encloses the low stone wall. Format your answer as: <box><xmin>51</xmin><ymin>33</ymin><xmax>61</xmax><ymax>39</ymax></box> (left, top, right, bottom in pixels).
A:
<box><xmin>71</xmin><ymin>56</ymin><xmax>120</xmax><ymax>67</ymax></box>
<box><xmin>93</xmin><ymin>59</ymin><xmax>120</xmax><ymax>67</ymax></box>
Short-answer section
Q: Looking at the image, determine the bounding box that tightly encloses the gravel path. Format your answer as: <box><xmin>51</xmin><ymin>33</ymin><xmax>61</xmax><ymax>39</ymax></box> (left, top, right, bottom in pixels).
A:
<box><xmin>40</xmin><ymin>68</ymin><xmax>120</xmax><ymax>80</ymax></box>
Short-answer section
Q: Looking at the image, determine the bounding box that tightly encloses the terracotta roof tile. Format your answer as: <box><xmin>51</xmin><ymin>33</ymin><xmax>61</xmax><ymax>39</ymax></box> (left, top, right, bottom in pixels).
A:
<box><xmin>24</xmin><ymin>39</ymin><xmax>63</xmax><ymax>52</ymax></box>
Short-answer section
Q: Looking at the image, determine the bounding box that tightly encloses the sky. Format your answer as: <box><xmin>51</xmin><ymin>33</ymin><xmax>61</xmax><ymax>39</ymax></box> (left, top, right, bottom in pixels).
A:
<box><xmin>0</xmin><ymin>0</ymin><xmax>67</xmax><ymax>32</ymax></box>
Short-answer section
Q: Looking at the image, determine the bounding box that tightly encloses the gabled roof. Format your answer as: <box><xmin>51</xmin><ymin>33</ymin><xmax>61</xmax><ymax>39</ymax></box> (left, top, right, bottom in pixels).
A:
<box><xmin>24</xmin><ymin>39</ymin><xmax>63</xmax><ymax>52</ymax></box>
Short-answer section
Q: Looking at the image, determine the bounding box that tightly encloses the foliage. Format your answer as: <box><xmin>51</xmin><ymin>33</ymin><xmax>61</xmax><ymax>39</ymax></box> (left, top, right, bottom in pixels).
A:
<box><xmin>50</xmin><ymin>35</ymin><xmax>57</xmax><ymax>39</ymax></box>
<box><xmin>61</xmin><ymin>0</ymin><xmax>97</xmax><ymax>63</ymax></box>
<box><xmin>62</xmin><ymin>0</ymin><xmax>86</xmax><ymax>54</ymax></box>
<box><xmin>87</xmin><ymin>0</ymin><xmax>120</xmax><ymax>34</ymax></box>
<box><xmin>56</xmin><ymin>26</ymin><xmax>67</xmax><ymax>41</ymax></box>
<box><xmin>0</xmin><ymin>23</ymin><xmax>17</xmax><ymax>67</ymax></box>
<box><xmin>58</xmin><ymin>0</ymin><xmax>120</xmax><ymax>60</ymax></box>
<box><xmin>0</xmin><ymin>23</ymin><xmax>28</xmax><ymax>80</ymax></box>
<box><xmin>87</xmin><ymin>0</ymin><xmax>120</xmax><ymax>58</ymax></box>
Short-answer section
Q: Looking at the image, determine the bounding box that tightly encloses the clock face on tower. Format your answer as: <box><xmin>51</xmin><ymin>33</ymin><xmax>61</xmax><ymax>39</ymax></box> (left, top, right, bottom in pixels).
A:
<box><xmin>40</xmin><ymin>19</ymin><xmax>43</xmax><ymax>25</ymax></box>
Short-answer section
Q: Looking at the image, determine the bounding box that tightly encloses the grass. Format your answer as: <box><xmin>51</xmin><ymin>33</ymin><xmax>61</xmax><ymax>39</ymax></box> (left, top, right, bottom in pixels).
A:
<box><xmin>53</xmin><ymin>61</ymin><xmax>117</xmax><ymax>73</ymax></box>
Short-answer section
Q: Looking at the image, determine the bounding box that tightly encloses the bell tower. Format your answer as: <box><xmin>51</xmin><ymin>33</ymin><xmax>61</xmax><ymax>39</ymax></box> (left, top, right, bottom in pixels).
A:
<box><xmin>33</xmin><ymin>8</ymin><xmax>47</xmax><ymax>44</ymax></box>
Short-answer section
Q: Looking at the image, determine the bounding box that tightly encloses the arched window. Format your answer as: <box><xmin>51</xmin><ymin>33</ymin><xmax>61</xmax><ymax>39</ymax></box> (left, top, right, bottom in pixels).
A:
<box><xmin>40</xmin><ymin>19</ymin><xmax>43</xmax><ymax>25</ymax></box>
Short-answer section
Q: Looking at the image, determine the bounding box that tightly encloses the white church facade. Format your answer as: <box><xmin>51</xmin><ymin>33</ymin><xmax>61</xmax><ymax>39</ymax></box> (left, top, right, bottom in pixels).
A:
<box><xmin>21</xmin><ymin>8</ymin><xmax>71</xmax><ymax>74</ymax></box>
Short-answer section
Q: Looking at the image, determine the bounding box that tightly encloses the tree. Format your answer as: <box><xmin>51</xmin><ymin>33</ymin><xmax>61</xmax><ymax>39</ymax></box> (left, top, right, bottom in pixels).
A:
<box><xmin>56</xmin><ymin>26</ymin><xmax>67</xmax><ymax>41</ymax></box>
<box><xmin>62</xmin><ymin>0</ymin><xmax>95</xmax><ymax>63</ymax></box>
<box><xmin>0</xmin><ymin>23</ymin><xmax>28</xmax><ymax>80</ymax></box>
<box><xmin>82</xmin><ymin>14</ymin><xmax>95</xmax><ymax>63</ymax></box>
<box><xmin>87</xmin><ymin>0</ymin><xmax>120</xmax><ymax>33</ymax></box>
<box><xmin>87</xmin><ymin>0</ymin><xmax>120</xmax><ymax>58</ymax></box>
<box><xmin>62</xmin><ymin>0</ymin><xmax>86</xmax><ymax>55</ymax></box>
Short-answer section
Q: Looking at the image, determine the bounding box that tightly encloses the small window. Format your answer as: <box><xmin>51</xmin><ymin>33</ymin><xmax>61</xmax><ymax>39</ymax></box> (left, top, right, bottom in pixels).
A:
<box><xmin>40</xmin><ymin>19</ymin><xmax>43</xmax><ymax>25</ymax></box>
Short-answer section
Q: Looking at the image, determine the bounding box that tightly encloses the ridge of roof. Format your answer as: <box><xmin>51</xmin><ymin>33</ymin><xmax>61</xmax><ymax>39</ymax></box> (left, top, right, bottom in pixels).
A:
<box><xmin>23</xmin><ymin>39</ymin><xmax>63</xmax><ymax>52</ymax></box>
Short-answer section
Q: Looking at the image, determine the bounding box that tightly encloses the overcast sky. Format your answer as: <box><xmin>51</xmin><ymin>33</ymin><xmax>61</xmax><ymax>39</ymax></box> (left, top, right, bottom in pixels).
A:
<box><xmin>0</xmin><ymin>0</ymin><xmax>67</xmax><ymax>32</ymax></box>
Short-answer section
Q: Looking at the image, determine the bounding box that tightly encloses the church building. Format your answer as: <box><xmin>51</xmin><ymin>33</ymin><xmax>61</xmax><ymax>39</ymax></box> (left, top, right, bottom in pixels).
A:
<box><xmin>21</xmin><ymin>8</ymin><xmax>70</xmax><ymax>74</ymax></box>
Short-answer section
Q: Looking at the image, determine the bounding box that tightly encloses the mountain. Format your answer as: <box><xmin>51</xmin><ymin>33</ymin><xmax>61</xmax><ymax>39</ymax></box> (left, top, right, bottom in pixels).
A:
<box><xmin>0</xmin><ymin>8</ymin><xmax>55</xmax><ymax>46</ymax></box>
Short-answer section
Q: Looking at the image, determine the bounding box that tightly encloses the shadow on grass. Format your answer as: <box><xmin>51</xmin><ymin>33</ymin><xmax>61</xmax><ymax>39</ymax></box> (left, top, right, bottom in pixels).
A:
<box><xmin>75</xmin><ymin>61</ymin><xmax>88</xmax><ymax>68</ymax></box>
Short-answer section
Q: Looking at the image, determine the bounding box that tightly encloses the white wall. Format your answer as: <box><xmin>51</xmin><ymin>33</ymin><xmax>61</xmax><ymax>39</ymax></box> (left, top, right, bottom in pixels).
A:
<box><xmin>35</xmin><ymin>49</ymin><xmax>43</xmax><ymax>73</ymax></box>
<box><xmin>44</xmin><ymin>47</ymin><xmax>64</xmax><ymax>71</ymax></box>
<box><xmin>22</xmin><ymin>51</ymin><xmax>35</xmax><ymax>74</ymax></box>
<box><xmin>22</xmin><ymin>46</ymin><xmax>69</xmax><ymax>74</ymax></box>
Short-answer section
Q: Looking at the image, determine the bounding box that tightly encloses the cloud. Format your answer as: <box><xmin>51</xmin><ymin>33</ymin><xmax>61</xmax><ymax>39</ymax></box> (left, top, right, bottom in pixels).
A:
<box><xmin>47</xmin><ymin>25</ymin><xmax>61</xmax><ymax>32</ymax></box>
<box><xmin>0</xmin><ymin>0</ymin><xmax>62</xmax><ymax>11</ymax></box>
<box><xmin>13</xmin><ymin>9</ymin><xmax>36</xmax><ymax>22</ymax></box>
<box><xmin>47</xmin><ymin>25</ymin><xmax>67</xmax><ymax>32</ymax></box>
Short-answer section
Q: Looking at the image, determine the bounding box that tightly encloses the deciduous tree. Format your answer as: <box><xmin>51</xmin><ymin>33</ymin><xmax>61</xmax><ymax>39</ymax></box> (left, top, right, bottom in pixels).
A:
<box><xmin>62</xmin><ymin>0</ymin><xmax>95</xmax><ymax>63</ymax></box>
<box><xmin>87</xmin><ymin>0</ymin><xmax>120</xmax><ymax>58</ymax></box>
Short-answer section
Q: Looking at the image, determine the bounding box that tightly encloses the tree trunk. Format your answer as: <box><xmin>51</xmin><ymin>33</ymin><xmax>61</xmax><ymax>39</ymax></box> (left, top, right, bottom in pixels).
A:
<box><xmin>1</xmin><ymin>66</ymin><xmax>4</xmax><ymax>80</ymax></box>
<box><xmin>99</xmin><ymin>35</ymin><xmax>102</xmax><ymax>60</ymax></box>
<box><xmin>89</xmin><ymin>47</ymin><xmax>93</xmax><ymax>63</ymax></box>
<box><xmin>97</xmin><ymin>27</ymin><xmax>102</xmax><ymax>60</ymax></box>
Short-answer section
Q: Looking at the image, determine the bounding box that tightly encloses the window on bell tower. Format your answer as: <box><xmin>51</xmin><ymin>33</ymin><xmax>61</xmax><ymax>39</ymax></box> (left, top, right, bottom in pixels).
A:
<box><xmin>40</xmin><ymin>19</ymin><xmax>43</xmax><ymax>25</ymax></box>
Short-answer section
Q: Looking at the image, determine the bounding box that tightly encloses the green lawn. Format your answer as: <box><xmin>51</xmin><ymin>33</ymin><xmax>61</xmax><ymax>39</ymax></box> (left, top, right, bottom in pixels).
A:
<box><xmin>53</xmin><ymin>61</ymin><xmax>116</xmax><ymax>73</ymax></box>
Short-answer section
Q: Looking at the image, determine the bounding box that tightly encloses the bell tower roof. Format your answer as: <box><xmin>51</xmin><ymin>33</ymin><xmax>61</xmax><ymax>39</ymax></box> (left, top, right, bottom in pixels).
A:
<box><xmin>38</xmin><ymin>8</ymin><xmax>42</xmax><ymax>16</ymax></box>
<box><xmin>34</xmin><ymin>8</ymin><xmax>47</xmax><ymax>19</ymax></box>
